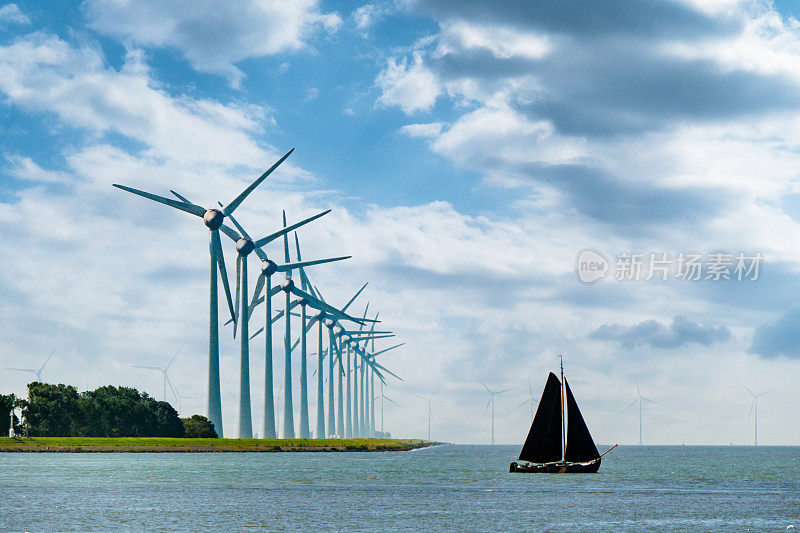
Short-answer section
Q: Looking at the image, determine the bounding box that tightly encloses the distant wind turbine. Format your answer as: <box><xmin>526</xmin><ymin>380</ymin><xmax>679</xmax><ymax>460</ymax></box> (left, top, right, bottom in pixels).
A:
<box><xmin>416</xmin><ymin>386</ymin><xmax>440</xmax><ymax>441</ymax></box>
<box><xmin>478</xmin><ymin>378</ymin><xmax>511</xmax><ymax>445</ymax></box>
<box><xmin>6</xmin><ymin>348</ymin><xmax>56</xmax><ymax>383</ymax></box>
<box><xmin>376</xmin><ymin>381</ymin><xmax>400</xmax><ymax>436</ymax></box>
<box><xmin>742</xmin><ymin>383</ymin><xmax>768</xmax><ymax>446</ymax></box>
<box><xmin>132</xmin><ymin>346</ymin><xmax>182</xmax><ymax>403</ymax></box>
<box><xmin>512</xmin><ymin>377</ymin><xmax>536</xmax><ymax>420</ymax></box>
<box><xmin>622</xmin><ymin>378</ymin><xmax>658</xmax><ymax>445</ymax></box>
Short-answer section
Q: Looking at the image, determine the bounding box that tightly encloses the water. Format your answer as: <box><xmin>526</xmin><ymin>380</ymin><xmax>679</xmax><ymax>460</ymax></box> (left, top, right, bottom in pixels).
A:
<box><xmin>1</xmin><ymin>445</ymin><xmax>798</xmax><ymax>531</ymax></box>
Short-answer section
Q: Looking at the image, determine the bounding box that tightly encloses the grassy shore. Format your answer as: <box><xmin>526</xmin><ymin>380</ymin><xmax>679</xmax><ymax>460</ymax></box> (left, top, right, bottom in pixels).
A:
<box><xmin>0</xmin><ymin>436</ymin><xmax>438</xmax><ymax>453</ymax></box>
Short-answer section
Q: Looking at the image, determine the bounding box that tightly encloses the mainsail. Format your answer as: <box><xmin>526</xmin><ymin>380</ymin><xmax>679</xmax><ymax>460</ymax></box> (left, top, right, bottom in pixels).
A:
<box><xmin>518</xmin><ymin>373</ymin><xmax>562</xmax><ymax>463</ymax></box>
<box><xmin>564</xmin><ymin>378</ymin><xmax>600</xmax><ymax>462</ymax></box>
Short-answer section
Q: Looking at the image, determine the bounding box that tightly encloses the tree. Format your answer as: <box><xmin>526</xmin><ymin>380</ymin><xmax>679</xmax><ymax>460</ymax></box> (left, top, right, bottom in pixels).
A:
<box><xmin>181</xmin><ymin>415</ymin><xmax>218</xmax><ymax>438</ymax></box>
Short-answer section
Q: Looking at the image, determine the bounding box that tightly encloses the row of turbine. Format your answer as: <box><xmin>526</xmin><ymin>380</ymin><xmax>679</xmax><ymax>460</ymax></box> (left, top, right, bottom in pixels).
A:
<box><xmin>113</xmin><ymin>149</ymin><xmax>403</xmax><ymax>438</ymax></box>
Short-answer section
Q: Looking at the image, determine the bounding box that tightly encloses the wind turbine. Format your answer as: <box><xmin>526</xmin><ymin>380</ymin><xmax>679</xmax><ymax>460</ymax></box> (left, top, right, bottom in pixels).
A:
<box><xmin>214</xmin><ymin>208</ymin><xmax>347</xmax><ymax>438</ymax></box>
<box><xmin>6</xmin><ymin>348</ymin><xmax>56</xmax><ymax>383</ymax></box>
<box><xmin>478</xmin><ymin>378</ymin><xmax>511</xmax><ymax>445</ymax></box>
<box><xmin>742</xmin><ymin>383</ymin><xmax>768</xmax><ymax>446</ymax></box>
<box><xmin>113</xmin><ymin>148</ymin><xmax>294</xmax><ymax>436</ymax></box>
<box><xmin>512</xmin><ymin>377</ymin><xmax>536</xmax><ymax>420</ymax></box>
<box><xmin>416</xmin><ymin>386</ymin><xmax>440</xmax><ymax>441</ymax></box>
<box><xmin>132</xmin><ymin>346</ymin><xmax>182</xmax><ymax>403</ymax></box>
<box><xmin>376</xmin><ymin>381</ymin><xmax>399</xmax><ymax>436</ymax></box>
<box><xmin>623</xmin><ymin>378</ymin><xmax>658</xmax><ymax>445</ymax></box>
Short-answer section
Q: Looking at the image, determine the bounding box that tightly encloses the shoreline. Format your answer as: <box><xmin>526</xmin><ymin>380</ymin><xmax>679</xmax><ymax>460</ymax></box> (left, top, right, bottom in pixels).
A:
<box><xmin>0</xmin><ymin>437</ymin><xmax>440</xmax><ymax>453</ymax></box>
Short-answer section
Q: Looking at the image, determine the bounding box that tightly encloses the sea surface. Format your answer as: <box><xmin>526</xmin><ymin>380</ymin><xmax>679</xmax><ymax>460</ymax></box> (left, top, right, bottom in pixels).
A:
<box><xmin>0</xmin><ymin>445</ymin><xmax>798</xmax><ymax>531</ymax></box>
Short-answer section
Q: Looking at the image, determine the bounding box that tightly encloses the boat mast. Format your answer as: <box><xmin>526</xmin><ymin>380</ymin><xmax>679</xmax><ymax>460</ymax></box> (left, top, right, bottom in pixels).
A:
<box><xmin>559</xmin><ymin>355</ymin><xmax>566</xmax><ymax>463</ymax></box>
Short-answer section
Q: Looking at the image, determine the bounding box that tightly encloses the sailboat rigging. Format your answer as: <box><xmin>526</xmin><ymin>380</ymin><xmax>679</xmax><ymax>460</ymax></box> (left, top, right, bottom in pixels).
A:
<box><xmin>510</xmin><ymin>358</ymin><xmax>604</xmax><ymax>473</ymax></box>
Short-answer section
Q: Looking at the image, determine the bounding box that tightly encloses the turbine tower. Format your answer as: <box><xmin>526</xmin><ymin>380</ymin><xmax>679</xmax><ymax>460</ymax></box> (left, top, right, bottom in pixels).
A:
<box><xmin>743</xmin><ymin>383</ymin><xmax>768</xmax><ymax>446</ymax></box>
<box><xmin>132</xmin><ymin>346</ymin><xmax>182</xmax><ymax>403</ymax></box>
<box><xmin>478</xmin><ymin>378</ymin><xmax>511</xmax><ymax>445</ymax></box>
<box><xmin>6</xmin><ymin>348</ymin><xmax>56</xmax><ymax>383</ymax></box>
<box><xmin>216</xmin><ymin>208</ymin><xmax>345</xmax><ymax>438</ymax></box>
<box><xmin>113</xmin><ymin>148</ymin><xmax>294</xmax><ymax>436</ymax></box>
<box><xmin>376</xmin><ymin>382</ymin><xmax>399</xmax><ymax>436</ymax></box>
<box><xmin>623</xmin><ymin>378</ymin><xmax>658</xmax><ymax>445</ymax></box>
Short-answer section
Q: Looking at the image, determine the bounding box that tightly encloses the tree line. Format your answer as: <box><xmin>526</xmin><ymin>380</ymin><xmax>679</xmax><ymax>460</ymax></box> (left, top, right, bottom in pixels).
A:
<box><xmin>2</xmin><ymin>383</ymin><xmax>217</xmax><ymax>438</ymax></box>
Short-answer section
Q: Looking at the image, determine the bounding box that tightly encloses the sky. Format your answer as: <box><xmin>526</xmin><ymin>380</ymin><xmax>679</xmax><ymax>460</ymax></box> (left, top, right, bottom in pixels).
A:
<box><xmin>1</xmin><ymin>0</ymin><xmax>800</xmax><ymax>445</ymax></box>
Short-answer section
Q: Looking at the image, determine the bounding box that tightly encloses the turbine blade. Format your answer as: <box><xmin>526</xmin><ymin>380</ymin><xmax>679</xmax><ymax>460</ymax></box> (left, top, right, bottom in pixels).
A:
<box><xmin>211</xmin><ymin>230</ymin><xmax>236</xmax><ymax>327</ymax></box>
<box><xmin>477</xmin><ymin>377</ymin><xmax>491</xmax><ymax>394</ymax></box>
<box><xmin>271</xmin><ymin>310</ymin><xmax>285</xmax><ymax>324</ymax></box>
<box><xmin>371</xmin><ymin>343</ymin><xmax>404</xmax><ymax>358</ymax></box>
<box><xmin>511</xmin><ymin>399</ymin><xmax>530</xmax><ymax>413</ymax></box>
<box><xmin>40</xmin><ymin>348</ymin><xmax>57</xmax><ymax>372</ymax></box>
<box><xmin>430</xmin><ymin>385</ymin><xmax>441</xmax><ymax>397</ymax></box>
<box><xmin>385</xmin><ymin>396</ymin><xmax>400</xmax><ymax>407</ymax></box>
<box><xmin>250</xmin><ymin>327</ymin><xmax>264</xmax><ymax>340</ymax></box>
<box><xmin>5</xmin><ymin>368</ymin><xmax>36</xmax><ymax>373</ymax></box>
<box><xmin>288</xmin><ymin>285</ymin><xmax>365</xmax><ymax>324</ymax></box>
<box><xmin>223</xmin><ymin>148</ymin><xmax>293</xmax><ymax>215</ymax></box>
<box><xmin>233</xmin><ymin>254</ymin><xmax>242</xmax><ymax>338</ymax></box>
<box><xmin>636</xmin><ymin>376</ymin><xmax>641</xmax><ymax>397</ymax></box>
<box><xmin>483</xmin><ymin>398</ymin><xmax>491</xmax><ymax>417</ymax></box>
<box><xmin>132</xmin><ymin>365</ymin><xmax>161</xmax><ymax>370</ymax></box>
<box><xmin>741</xmin><ymin>382</ymin><xmax>754</xmax><ymax>396</ymax></box>
<box><xmin>250</xmin><ymin>272</ymin><xmax>265</xmax><ymax>314</ymax></box>
<box><xmin>277</xmin><ymin>256</ymin><xmax>351</xmax><ymax>272</ymax></box>
<box><xmin>169</xmin><ymin>189</ymin><xmax>193</xmax><ymax>204</ymax></box>
<box><xmin>218</xmin><ymin>223</ymin><xmax>241</xmax><ymax>243</ymax></box>
<box><xmin>622</xmin><ymin>399</ymin><xmax>638</xmax><ymax>412</ymax></box>
<box><xmin>748</xmin><ymin>399</ymin><xmax>754</xmax><ymax>419</ymax></box>
<box><xmin>166</xmin><ymin>375</ymin><xmax>179</xmax><ymax>400</ymax></box>
<box><xmin>342</xmin><ymin>282</ymin><xmax>368</xmax><ymax>313</ymax></box>
<box><xmin>166</xmin><ymin>345</ymin><xmax>183</xmax><ymax>370</ymax></box>
<box><xmin>496</xmin><ymin>388</ymin><xmax>513</xmax><ymax>395</ymax></box>
<box><xmin>113</xmin><ymin>184</ymin><xmax>206</xmax><ymax>217</ymax></box>
<box><xmin>252</xmin><ymin>209</ymin><xmax>331</xmax><ymax>248</ymax></box>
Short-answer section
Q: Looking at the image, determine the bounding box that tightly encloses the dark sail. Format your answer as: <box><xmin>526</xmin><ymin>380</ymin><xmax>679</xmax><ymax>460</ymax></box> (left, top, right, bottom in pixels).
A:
<box><xmin>518</xmin><ymin>373</ymin><xmax>562</xmax><ymax>463</ymax></box>
<box><xmin>564</xmin><ymin>378</ymin><xmax>599</xmax><ymax>462</ymax></box>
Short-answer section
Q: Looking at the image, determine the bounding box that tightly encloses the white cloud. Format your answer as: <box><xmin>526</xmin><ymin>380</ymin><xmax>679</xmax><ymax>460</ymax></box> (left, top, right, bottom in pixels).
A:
<box><xmin>376</xmin><ymin>52</ymin><xmax>441</xmax><ymax>114</ymax></box>
<box><xmin>5</xmin><ymin>154</ymin><xmax>68</xmax><ymax>183</ymax></box>
<box><xmin>83</xmin><ymin>0</ymin><xmax>342</xmax><ymax>87</ymax></box>
<box><xmin>398</xmin><ymin>122</ymin><xmax>442</xmax><ymax>138</ymax></box>
<box><xmin>437</xmin><ymin>20</ymin><xmax>551</xmax><ymax>60</ymax></box>
<box><xmin>0</xmin><ymin>3</ymin><xmax>28</xmax><ymax>25</ymax></box>
<box><xmin>0</xmin><ymin>33</ymin><xmax>271</xmax><ymax>167</ymax></box>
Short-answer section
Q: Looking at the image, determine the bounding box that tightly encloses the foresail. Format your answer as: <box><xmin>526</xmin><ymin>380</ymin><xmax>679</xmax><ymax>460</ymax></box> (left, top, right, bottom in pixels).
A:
<box><xmin>518</xmin><ymin>373</ymin><xmax>562</xmax><ymax>463</ymax></box>
<box><xmin>564</xmin><ymin>378</ymin><xmax>599</xmax><ymax>462</ymax></box>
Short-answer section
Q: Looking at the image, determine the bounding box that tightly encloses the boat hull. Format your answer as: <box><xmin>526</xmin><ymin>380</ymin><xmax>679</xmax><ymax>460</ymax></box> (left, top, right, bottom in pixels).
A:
<box><xmin>509</xmin><ymin>458</ymin><xmax>601</xmax><ymax>473</ymax></box>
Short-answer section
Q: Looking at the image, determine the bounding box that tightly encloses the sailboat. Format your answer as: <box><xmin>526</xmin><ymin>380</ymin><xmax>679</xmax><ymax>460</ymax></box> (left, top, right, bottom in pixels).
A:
<box><xmin>510</xmin><ymin>359</ymin><xmax>603</xmax><ymax>473</ymax></box>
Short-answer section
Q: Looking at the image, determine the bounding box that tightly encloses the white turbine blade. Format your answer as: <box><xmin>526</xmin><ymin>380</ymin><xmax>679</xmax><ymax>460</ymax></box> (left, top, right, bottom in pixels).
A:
<box><xmin>113</xmin><ymin>184</ymin><xmax>206</xmax><ymax>217</ymax></box>
<box><xmin>222</xmin><ymin>148</ymin><xmax>293</xmax><ymax>216</ymax></box>
<box><xmin>169</xmin><ymin>189</ymin><xmax>194</xmax><ymax>204</ymax></box>
<box><xmin>249</xmin><ymin>272</ymin><xmax>266</xmax><ymax>314</ymax></box>
<box><xmin>276</xmin><ymin>256</ymin><xmax>351</xmax><ymax>273</ymax></box>
<box><xmin>741</xmin><ymin>382</ymin><xmax>754</xmax><ymax>396</ymax></box>
<box><xmin>211</xmin><ymin>230</ymin><xmax>236</xmax><ymax>326</ymax></box>
<box><xmin>622</xmin><ymin>398</ymin><xmax>638</xmax><ymax>413</ymax></box>
<box><xmin>6</xmin><ymin>368</ymin><xmax>36</xmax><ymax>373</ymax></box>
<box><xmin>372</xmin><ymin>361</ymin><xmax>402</xmax><ymax>381</ymax></box>
<box><xmin>342</xmin><ymin>282</ymin><xmax>368</xmax><ymax>313</ymax></box>
<box><xmin>757</xmin><ymin>390</ymin><xmax>769</xmax><ymax>397</ymax></box>
<box><xmin>166</xmin><ymin>375</ymin><xmax>179</xmax><ymax>401</ymax></box>
<box><xmin>166</xmin><ymin>345</ymin><xmax>183</xmax><ymax>370</ymax></box>
<box><xmin>249</xmin><ymin>327</ymin><xmax>264</xmax><ymax>340</ymax></box>
<box><xmin>252</xmin><ymin>209</ymin><xmax>331</xmax><ymax>248</ymax></box>
<box><xmin>635</xmin><ymin>376</ymin><xmax>641</xmax><ymax>397</ymax></box>
<box><xmin>371</xmin><ymin>343</ymin><xmax>404</xmax><ymax>358</ymax></box>
<box><xmin>495</xmin><ymin>388</ymin><xmax>513</xmax><ymax>395</ymax></box>
<box><xmin>640</xmin><ymin>397</ymin><xmax>659</xmax><ymax>405</ymax></box>
<box><xmin>748</xmin><ymin>399</ymin><xmax>755</xmax><ymax>419</ymax></box>
<box><xmin>430</xmin><ymin>385</ymin><xmax>441</xmax><ymax>398</ymax></box>
<box><xmin>528</xmin><ymin>376</ymin><xmax>533</xmax><ymax>397</ymax></box>
<box><xmin>511</xmin><ymin>399</ymin><xmax>530</xmax><ymax>413</ymax></box>
<box><xmin>483</xmin><ymin>397</ymin><xmax>491</xmax><ymax>417</ymax></box>
<box><xmin>132</xmin><ymin>365</ymin><xmax>161</xmax><ymax>371</ymax></box>
<box><xmin>39</xmin><ymin>349</ymin><xmax>57</xmax><ymax>372</ymax></box>
<box><xmin>233</xmin><ymin>254</ymin><xmax>242</xmax><ymax>337</ymax></box>
<box><xmin>288</xmin><ymin>285</ymin><xmax>365</xmax><ymax>324</ymax></box>
<box><xmin>384</xmin><ymin>395</ymin><xmax>400</xmax><ymax>407</ymax></box>
<box><xmin>476</xmin><ymin>377</ymin><xmax>491</xmax><ymax>394</ymax></box>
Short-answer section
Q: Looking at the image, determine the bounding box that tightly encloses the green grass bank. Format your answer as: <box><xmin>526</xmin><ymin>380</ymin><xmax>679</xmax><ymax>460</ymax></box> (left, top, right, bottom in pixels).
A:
<box><xmin>0</xmin><ymin>437</ymin><xmax>438</xmax><ymax>453</ymax></box>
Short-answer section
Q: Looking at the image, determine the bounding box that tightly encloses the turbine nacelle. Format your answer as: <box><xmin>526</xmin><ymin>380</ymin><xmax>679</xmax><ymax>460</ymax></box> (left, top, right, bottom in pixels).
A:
<box><xmin>281</xmin><ymin>277</ymin><xmax>294</xmax><ymax>292</ymax></box>
<box><xmin>260</xmin><ymin>259</ymin><xmax>278</xmax><ymax>276</ymax></box>
<box><xmin>324</xmin><ymin>318</ymin><xmax>334</xmax><ymax>327</ymax></box>
<box><xmin>236</xmin><ymin>238</ymin><xmax>255</xmax><ymax>256</ymax></box>
<box><xmin>203</xmin><ymin>209</ymin><xmax>224</xmax><ymax>229</ymax></box>
<box><xmin>333</xmin><ymin>325</ymin><xmax>343</xmax><ymax>336</ymax></box>
<box><xmin>341</xmin><ymin>335</ymin><xmax>351</xmax><ymax>343</ymax></box>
